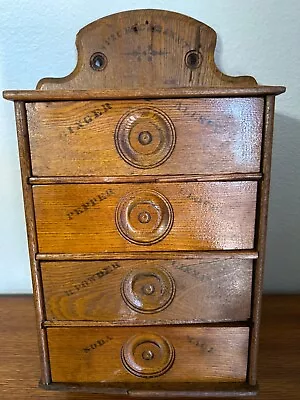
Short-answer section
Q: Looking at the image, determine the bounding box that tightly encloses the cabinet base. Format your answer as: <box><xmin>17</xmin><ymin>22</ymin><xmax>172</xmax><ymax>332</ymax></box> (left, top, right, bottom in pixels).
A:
<box><xmin>40</xmin><ymin>382</ymin><xmax>258</xmax><ymax>397</ymax></box>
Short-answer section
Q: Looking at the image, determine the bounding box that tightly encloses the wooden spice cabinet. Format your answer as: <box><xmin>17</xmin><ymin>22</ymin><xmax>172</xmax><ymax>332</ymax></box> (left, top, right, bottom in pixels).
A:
<box><xmin>3</xmin><ymin>9</ymin><xmax>285</xmax><ymax>398</ymax></box>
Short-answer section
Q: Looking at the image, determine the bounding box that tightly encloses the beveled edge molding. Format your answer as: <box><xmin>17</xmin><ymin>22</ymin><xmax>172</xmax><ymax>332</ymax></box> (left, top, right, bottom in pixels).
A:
<box><xmin>43</xmin><ymin>320</ymin><xmax>251</xmax><ymax>328</ymax></box>
<box><xmin>39</xmin><ymin>381</ymin><xmax>259</xmax><ymax>397</ymax></box>
<box><xmin>36</xmin><ymin>250</ymin><xmax>259</xmax><ymax>261</ymax></box>
<box><xmin>28</xmin><ymin>173</ymin><xmax>263</xmax><ymax>185</ymax></box>
<box><xmin>3</xmin><ymin>86</ymin><xmax>286</xmax><ymax>101</ymax></box>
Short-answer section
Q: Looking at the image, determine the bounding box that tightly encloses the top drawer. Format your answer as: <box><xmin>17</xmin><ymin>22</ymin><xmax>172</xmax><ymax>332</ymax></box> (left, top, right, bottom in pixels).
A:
<box><xmin>26</xmin><ymin>98</ymin><xmax>263</xmax><ymax>177</ymax></box>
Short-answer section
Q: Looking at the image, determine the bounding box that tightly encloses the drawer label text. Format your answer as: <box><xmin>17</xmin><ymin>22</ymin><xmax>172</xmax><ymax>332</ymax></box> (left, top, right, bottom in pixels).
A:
<box><xmin>172</xmin><ymin>261</ymin><xmax>223</xmax><ymax>283</ymax></box>
<box><xmin>187</xmin><ymin>336</ymin><xmax>214</xmax><ymax>353</ymax></box>
<box><xmin>173</xmin><ymin>262</ymin><xmax>206</xmax><ymax>282</ymax></box>
<box><xmin>64</xmin><ymin>262</ymin><xmax>121</xmax><ymax>297</ymax></box>
<box><xmin>66</xmin><ymin>188</ymin><xmax>114</xmax><ymax>220</ymax></box>
<box><xmin>83</xmin><ymin>336</ymin><xmax>113</xmax><ymax>353</ymax></box>
<box><xmin>67</xmin><ymin>102</ymin><xmax>112</xmax><ymax>134</ymax></box>
<box><xmin>175</xmin><ymin>102</ymin><xmax>216</xmax><ymax>128</ymax></box>
<box><xmin>179</xmin><ymin>188</ymin><xmax>217</xmax><ymax>212</ymax></box>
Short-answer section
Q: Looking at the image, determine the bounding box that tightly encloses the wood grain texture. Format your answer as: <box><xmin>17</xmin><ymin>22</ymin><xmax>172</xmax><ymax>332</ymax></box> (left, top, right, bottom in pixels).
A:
<box><xmin>36</xmin><ymin>250</ymin><xmax>258</xmax><ymax>261</ymax></box>
<box><xmin>33</xmin><ymin>181</ymin><xmax>257</xmax><ymax>253</ymax></box>
<box><xmin>47</xmin><ymin>326</ymin><xmax>249</xmax><ymax>383</ymax></box>
<box><xmin>29</xmin><ymin>173</ymin><xmax>262</xmax><ymax>185</ymax></box>
<box><xmin>13</xmin><ymin>102</ymin><xmax>50</xmax><ymax>384</ymax></box>
<box><xmin>248</xmin><ymin>96</ymin><xmax>275</xmax><ymax>385</ymax></box>
<box><xmin>41</xmin><ymin>259</ymin><xmax>252</xmax><ymax>323</ymax></box>
<box><xmin>1</xmin><ymin>295</ymin><xmax>299</xmax><ymax>398</ymax></box>
<box><xmin>26</xmin><ymin>98</ymin><xmax>264</xmax><ymax>177</ymax></box>
<box><xmin>3</xmin><ymin>86</ymin><xmax>286</xmax><ymax>101</ymax></box>
<box><xmin>3</xmin><ymin>9</ymin><xmax>286</xmax><ymax>397</ymax></box>
<box><xmin>34</xmin><ymin>10</ymin><xmax>257</xmax><ymax>90</ymax></box>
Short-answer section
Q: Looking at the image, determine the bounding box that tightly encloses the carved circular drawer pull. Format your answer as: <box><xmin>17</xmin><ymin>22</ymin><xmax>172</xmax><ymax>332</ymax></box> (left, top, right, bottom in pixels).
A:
<box><xmin>115</xmin><ymin>107</ymin><xmax>176</xmax><ymax>169</ymax></box>
<box><xmin>121</xmin><ymin>266</ymin><xmax>176</xmax><ymax>313</ymax></box>
<box><xmin>115</xmin><ymin>189</ymin><xmax>173</xmax><ymax>245</ymax></box>
<box><xmin>121</xmin><ymin>333</ymin><xmax>175</xmax><ymax>378</ymax></box>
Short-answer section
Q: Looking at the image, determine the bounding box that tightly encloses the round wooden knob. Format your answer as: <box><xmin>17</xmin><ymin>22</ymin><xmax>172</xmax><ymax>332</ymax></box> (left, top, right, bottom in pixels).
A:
<box><xmin>121</xmin><ymin>266</ymin><xmax>176</xmax><ymax>313</ymax></box>
<box><xmin>115</xmin><ymin>189</ymin><xmax>173</xmax><ymax>245</ymax></box>
<box><xmin>115</xmin><ymin>107</ymin><xmax>176</xmax><ymax>169</ymax></box>
<box><xmin>121</xmin><ymin>333</ymin><xmax>175</xmax><ymax>378</ymax></box>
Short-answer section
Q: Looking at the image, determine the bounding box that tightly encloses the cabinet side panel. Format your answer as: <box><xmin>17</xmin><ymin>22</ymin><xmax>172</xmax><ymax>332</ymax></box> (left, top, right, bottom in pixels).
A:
<box><xmin>248</xmin><ymin>95</ymin><xmax>275</xmax><ymax>384</ymax></box>
<box><xmin>14</xmin><ymin>101</ymin><xmax>51</xmax><ymax>384</ymax></box>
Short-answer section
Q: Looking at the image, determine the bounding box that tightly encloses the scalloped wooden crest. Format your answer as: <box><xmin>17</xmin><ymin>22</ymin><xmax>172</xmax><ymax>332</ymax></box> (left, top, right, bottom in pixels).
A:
<box><xmin>37</xmin><ymin>9</ymin><xmax>257</xmax><ymax>90</ymax></box>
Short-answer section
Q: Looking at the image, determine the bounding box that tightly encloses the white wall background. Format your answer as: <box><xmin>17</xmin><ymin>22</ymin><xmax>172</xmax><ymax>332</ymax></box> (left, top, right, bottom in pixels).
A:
<box><xmin>0</xmin><ymin>0</ymin><xmax>299</xmax><ymax>293</ymax></box>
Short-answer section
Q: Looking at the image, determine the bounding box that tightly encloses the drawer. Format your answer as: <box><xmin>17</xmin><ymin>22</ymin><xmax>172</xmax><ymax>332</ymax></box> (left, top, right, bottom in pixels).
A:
<box><xmin>33</xmin><ymin>181</ymin><xmax>257</xmax><ymax>253</ymax></box>
<box><xmin>47</xmin><ymin>327</ymin><xmax>249</xmax><ymax>382</ymax></box>
<box><xmin>42</xmin><ymin>259</ymin><xmax>253</xmax><ymax>323</ymax></box>
<box><xmin>26</xmin><ymin>98</ymin><xmax>263</xmax><ymax>176</ymax></box>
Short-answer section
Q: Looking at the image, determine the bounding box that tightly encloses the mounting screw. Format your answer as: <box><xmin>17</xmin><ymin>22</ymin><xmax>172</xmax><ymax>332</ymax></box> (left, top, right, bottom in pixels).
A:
<box><xmin>90</xmin><ymin>52</ymin><xmax>108</xmax><ymax>71</ymax></box>
<box><xmin>185</xmin><ymin>50</ymin><xmax>202</xmax><ymax>69</ymax></box>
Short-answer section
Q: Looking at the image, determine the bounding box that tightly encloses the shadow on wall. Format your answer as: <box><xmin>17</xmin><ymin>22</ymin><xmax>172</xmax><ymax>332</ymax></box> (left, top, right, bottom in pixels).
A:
<box><xmin>264</xmin><ymin>113</ymin><xmax>300</xmax><ymax>293</ymax></box>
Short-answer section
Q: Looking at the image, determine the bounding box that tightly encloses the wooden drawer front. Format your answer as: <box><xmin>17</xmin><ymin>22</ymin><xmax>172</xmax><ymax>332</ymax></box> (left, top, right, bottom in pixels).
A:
<box><xmin>26</xmin><ymin>98</ymin><xmax>263</xmax><ymax>176</ymax></box>
<box><xmin>42</xmin><ymin>259</ymin><xmax>252</xmax><ymax>323</ymax></box>
<box><xmin>47</xmin><ymin>327</ymin><xmax>249</xmax><ymax>382</ymax></box>
<box><xmin>33</xmin><ymin>181</ymin><xmax>257</xmax><ymax>253</ymax></box>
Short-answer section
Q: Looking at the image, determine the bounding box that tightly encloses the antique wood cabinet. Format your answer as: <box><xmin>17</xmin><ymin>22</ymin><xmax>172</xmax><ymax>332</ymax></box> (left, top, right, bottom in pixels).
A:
<box><xmin>4</xmin><ymin>9</ymin><xmax>285</xmax><ymax>398</ymax></box>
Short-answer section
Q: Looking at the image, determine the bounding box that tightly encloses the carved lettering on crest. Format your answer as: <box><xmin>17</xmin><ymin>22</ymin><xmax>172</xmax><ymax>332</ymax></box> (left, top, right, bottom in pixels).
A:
<box><xmin>99</xmin><ymin>22</ymin><xmax>191</xmax><ymax>52</ymax></box>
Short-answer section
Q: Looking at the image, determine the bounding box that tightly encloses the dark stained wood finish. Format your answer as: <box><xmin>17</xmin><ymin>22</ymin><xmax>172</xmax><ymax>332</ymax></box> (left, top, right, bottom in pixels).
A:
<box><xmin>26</xmin><ymin>98</ymin><xmax>264</xmax><ymax>177</ymax></box>
<box><xmin>47</xmin><ymin>326</ymin><xmax>249</xmax><ymax>383</ymax></box>
<box><xmin>41</xmin><ymin>259</ymin><xmax>253</xmax><ymax>323</ymax></box>
<box><xmin>33</xmin><ymin>181</ymin><xmax>257</xmax><ymax>253</ymax></box>
<box><xmin>35</xmin><ymin>10</ymin><xmax>257</xmax><ymax>90</ymax></box>
<box><xmin>42</xmin><ymin>383</ymin><xmax>258</xmax><ymax>397</ymax></box>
